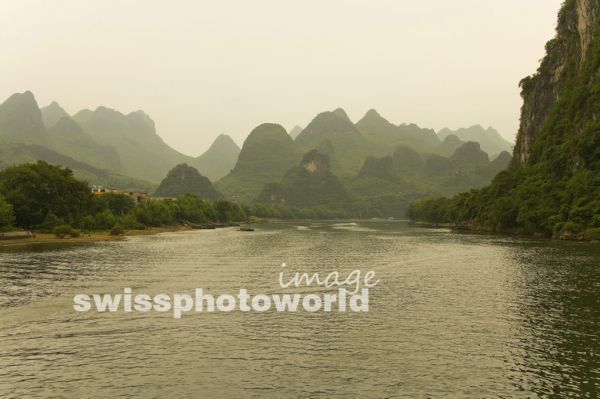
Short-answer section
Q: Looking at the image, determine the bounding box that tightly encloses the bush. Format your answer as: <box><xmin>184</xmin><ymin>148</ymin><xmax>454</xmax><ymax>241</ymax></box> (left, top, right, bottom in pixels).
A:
<box><xmin>110</xmin><ymin>223</ymin><xmax>125</xmax><ymax>236</ymax></box>
<box><xmin>38</xmin><ymin>212</ymin><xmax>65</xmax><ymax>233</ymax></box>
<box><xmin>247</xmin><ymin>216</ymin><xmax>261</xmax><ymax>224</ymax></box>
<box><xmin>561</xmin><ymin>221</ymin><xmax>583</xmax><ymax>234</ymax></box>
<box><xmin>583</xmin><ymin>228</ymin><xmax>600</xmax><ymax>241</ymax></box>
<box><xmin>94</xmin><ymin>210</ymin><xmax>117</xmax><ymax>230</ymax></box>
<box><xmin>81</xmin><ymin>215</ymin><xmax>96</xmax><ymax>232</ymax></box>
<box><xmin>53</xmin><ymin>225</ymin><xmax>81</xmax><ymax>238</ymax></box>
<box><xmin>120</xmin><ymin>214</ymin><xmax>146</xmax><ymax>230</ymax></box>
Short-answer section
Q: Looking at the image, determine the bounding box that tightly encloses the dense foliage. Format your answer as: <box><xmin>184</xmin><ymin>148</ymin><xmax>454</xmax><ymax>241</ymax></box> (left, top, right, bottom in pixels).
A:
<box><xmin>0</xmin><ymin>194</ymin><xmax>15</xmax><ymax>231</ymax></box>
<box><xmin>0</xmin><ymin>162</ymin><xmax>247</xmax><ymax>233</ymax></box>
<box><xmin>0</xmin><ymin>161</ymin><xmax>91</xmax><ymax>228</ymax></box>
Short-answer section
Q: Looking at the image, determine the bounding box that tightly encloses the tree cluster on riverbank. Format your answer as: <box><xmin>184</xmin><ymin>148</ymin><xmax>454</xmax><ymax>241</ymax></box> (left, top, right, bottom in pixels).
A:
<box><xmin>0</xmin><ymin>161</ymin><xmax>247</xmax><ymax>235</ymax></box>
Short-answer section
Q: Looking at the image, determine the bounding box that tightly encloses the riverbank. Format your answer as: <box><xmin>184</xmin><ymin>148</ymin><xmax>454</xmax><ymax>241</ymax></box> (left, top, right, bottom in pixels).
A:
<box><xmin>410</xmin><ymin>221</ymin><xmax>600</xmax><ymax>242</ymax></box>
<box><xmin>0</xmin><ymin>225</ymin><xmax>193</xmax><ymax>249</ymax></box>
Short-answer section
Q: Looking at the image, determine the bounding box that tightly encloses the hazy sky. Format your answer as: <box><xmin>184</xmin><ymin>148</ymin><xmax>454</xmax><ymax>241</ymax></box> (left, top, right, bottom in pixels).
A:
<box><xmin>1</xmin><ymin>0</ymin><xmax>563</xmax><ymax>156</ymax></box>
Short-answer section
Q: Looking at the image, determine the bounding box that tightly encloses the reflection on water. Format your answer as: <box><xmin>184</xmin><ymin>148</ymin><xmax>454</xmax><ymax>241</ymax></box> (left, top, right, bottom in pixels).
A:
<box><xmin>0</xmin><ymin>221</ymin><xmax>598</xmax><ymax>398</ymax></box>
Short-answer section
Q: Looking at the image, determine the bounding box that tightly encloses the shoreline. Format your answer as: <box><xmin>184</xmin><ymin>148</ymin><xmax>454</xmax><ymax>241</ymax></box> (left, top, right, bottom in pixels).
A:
<box><xmin>409</xmin><ymin>221</ymin><xmax>600</xmax><ymax>243</ymax></box>
<box><xmin>0</xmin><ymin>225</ymin><xmax>192</xmax><ymax>249</ymax></box>
<box><xmin>3</xmin><ymin>220</ymin><xmax>597</xmax><ymax>249</ymax></box>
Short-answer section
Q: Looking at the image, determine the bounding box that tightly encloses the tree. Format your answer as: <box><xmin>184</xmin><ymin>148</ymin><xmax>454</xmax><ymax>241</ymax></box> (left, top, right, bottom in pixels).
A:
<box><xmin>215</xmin><ymin>200</ymin><xmax>246</xmax><ymax>222</ymax></box>
<box><xmin>173</xmin><ymin>194</ymin><xmax>217</xmax><ymax>223</ymax></box>
<box><xmin>0</xmin><ymin>161</ymin><xmax>91</xmax><ymax>228</ymax></box>
<box><xmin>91</xmin><ymin>193</ymin><xmax>135</xmax><ymax>216</ymax></box>
<box><xmin>133</xmin><ymin>201</ymin><xmax>174</xmax><ymax>226</ymax></box>
<box><xmin>0</xmin><ymin>194</ymin><xmax>15</xmax><ymax>230</ymax></box>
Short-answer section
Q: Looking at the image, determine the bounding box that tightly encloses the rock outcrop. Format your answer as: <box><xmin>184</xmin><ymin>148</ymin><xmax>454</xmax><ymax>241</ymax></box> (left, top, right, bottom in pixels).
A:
<box><xmin>514</xmin><ymin>0</ymin><xmax>600</xmax><ymax>166</ymax></box>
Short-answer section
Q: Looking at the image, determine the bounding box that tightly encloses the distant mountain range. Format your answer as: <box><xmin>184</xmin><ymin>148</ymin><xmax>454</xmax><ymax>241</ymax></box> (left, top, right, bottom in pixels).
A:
<box><xmin>0</xmin><ymin>91</ymin><xmax>514</xmax><ymax>216</ymax></box>
<box><xmin>0</xmin><ymin>91</ymin><xmax>240</xmax><ymax>188</ymax></box>
<box><xmin>437</xmin><ymin>125</ymin><xmax>513</xmax><ymax>157</ymax></box>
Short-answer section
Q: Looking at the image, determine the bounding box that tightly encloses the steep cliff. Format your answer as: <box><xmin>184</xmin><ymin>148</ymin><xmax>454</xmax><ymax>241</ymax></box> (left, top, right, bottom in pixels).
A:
<box><xmin>515</xmin><ymin>0</ymin><xmax>600</xmax><ymax>167</ymax></box>
<box><xmin>409</xmin><ymin>0</ymin><xmax>600</xmax><ymax>238</ymax></box>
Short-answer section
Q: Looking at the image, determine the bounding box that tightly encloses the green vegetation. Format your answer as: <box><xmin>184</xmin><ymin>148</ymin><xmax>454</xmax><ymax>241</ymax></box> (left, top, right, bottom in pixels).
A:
<box><xmin>407</xmin><ymin>0</ymin><xmax>600</xmax><ymax>240</ymax></box>
<box><xmin>0</xmin><ymin>194</ymin><xmax>14</xmax><ymax>231</ymax></box>
<box><xmin>0</xmin><ymin>161</ymin><xmax>91</xmax><ymax>228</ymax></box>
<box><xmin>408</xmin><ymin>168</ymin><xmax>599</xmax><ymax>238</ymax></box>
<box><xmin>54</xmin><ymin>225</ymin><xmax>80</xmax><ymax>238</ymax></box>
<box><xmin>154</xmin><ymin>163</ymin><xmax>221</xmax><ymax>200</ymax></box>
<box><xmin>0</xmin><ymin>162</ymin><xmax>248</xmax><ymax>235</ymax></box>
<box><xmin>214</xmin><ymin>200</ymin><xmax>246</xmax><ymax>223</ymax></box>
<box><xmin>110</xmin><ymin>223</ymin><xmax>125</xmax><ymax>236</ymax></box>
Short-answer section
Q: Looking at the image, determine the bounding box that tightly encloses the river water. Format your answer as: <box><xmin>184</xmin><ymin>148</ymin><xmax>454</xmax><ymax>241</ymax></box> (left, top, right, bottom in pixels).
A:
<box><xmin>0</xmin><ymin>221</ymin><xmax>599</xmax><ymax>398</ymax></box>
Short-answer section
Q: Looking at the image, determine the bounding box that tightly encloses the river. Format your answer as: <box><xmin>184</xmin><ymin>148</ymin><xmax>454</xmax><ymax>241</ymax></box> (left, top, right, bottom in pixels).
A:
<box><xmin>1</xmin><ymin>221</ymin><xmax>598</xmax><ymax>398</ymax></box>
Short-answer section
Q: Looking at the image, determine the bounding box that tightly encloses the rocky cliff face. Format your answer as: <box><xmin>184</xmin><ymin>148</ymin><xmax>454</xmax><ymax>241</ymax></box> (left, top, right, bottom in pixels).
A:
<box><xmin>515</xmin><ymin>0</ymin><xmax>600</xmax><ymax>166</ymax></box>
<box><xmin>411</xmin><ymin>0</ymin><xmax>600</xmax><ymax>237</ymax></box>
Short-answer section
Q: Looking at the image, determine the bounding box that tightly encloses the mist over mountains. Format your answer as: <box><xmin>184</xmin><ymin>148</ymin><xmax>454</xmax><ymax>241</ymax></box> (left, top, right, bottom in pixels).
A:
<box><xmin>0</xmin><ymin>90</ymin><xmax>513</xmax><ymax>216</ymax></box>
